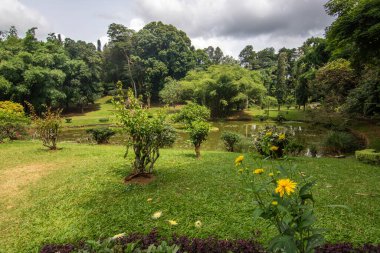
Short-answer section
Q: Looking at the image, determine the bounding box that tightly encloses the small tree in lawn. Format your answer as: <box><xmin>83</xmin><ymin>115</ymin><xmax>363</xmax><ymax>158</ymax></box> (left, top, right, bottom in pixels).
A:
<box><xmin>113</xmin><ymin>81</ymin><xmax>176</xmax><ymax>176</ymax></box>
<box><xmin>26</xmin><ymin>102</ymin><xmax>62</xmax><ymax>150</ymax></box>
<box><xmin>174</xmin><ymin>102</ymin><xmax>210</xmax><ymax>158</ymax></box>
<box><xmin>190</xmin><ymin>120</ymin><xmax>210</xmax><ymax>158</ymax></box>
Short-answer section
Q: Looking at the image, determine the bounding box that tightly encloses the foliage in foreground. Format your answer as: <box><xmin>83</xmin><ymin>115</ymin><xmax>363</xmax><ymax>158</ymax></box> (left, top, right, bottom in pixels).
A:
<box><xmin>113</xmin><ymin>82</ymin><xmax>176</xmax><ymax>175</ymax></box>
<box><xmin>40</xmin><ymin>230</ymin><xmax>380</xmax><ymax>253</ymax></box>
<box><xmin>0</xmin><ymin>101</ymin><xmax>29</xmax><ymax>141</ymax></box>
<box><xmin>40</xmin><ymin>229</ymin><xmax>265</xmax><ymax>253</ymax></box>
<box><xmin>235</xmin><ymin>156</ymin><xmax>324</xmax><ymax>253</ymax></box>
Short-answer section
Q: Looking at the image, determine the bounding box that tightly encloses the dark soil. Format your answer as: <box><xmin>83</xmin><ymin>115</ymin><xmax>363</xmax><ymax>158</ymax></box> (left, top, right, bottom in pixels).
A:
<box><xmin>124</xmin><ymin>173</ymin><xmax>156</xmax><ymax>185</ymax></box>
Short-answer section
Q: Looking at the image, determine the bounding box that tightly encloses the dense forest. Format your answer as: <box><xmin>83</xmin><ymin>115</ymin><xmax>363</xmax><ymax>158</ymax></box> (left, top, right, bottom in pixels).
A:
<box><xmin>0</xmin><ymin>0</ymin><xmax>379</xmax><ymax>117</ymax></box>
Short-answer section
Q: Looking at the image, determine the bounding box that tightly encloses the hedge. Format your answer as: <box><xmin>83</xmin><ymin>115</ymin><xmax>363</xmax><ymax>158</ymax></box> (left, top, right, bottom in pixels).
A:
<box><xmin>355</xmin><ymin>149</ymin><xmax>380</xmax><ymax>165</ymax></box>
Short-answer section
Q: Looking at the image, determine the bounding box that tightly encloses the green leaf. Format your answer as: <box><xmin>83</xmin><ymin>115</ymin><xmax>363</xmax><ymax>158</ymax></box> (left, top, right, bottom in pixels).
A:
<box><xmin>269</xmin><ymin>235</ymin><xmax>297</xmax><ymax>253</ymax></box>
<box><xmin>305</xmin><ymin>233</ymin><xmax>325</xmax><ymax>253</ymax></box>
<box><xmin>299</xmin><ymin>180</ymin><xmax>316</xmax><ymax>196</ymax></box>
<box><xmin>276</xmin><ymin>165</ymin><xmax>289</xmax><ymax>177</ymax></box>
<box><xmin>252</xmin><ymin>207</ymin><xmax>263</xmax><ymax>219</ymax></box>
<box><xmin>300</xmin><ymin>193</ymin><xmax>314</xmax><ymax>202</ymax></box>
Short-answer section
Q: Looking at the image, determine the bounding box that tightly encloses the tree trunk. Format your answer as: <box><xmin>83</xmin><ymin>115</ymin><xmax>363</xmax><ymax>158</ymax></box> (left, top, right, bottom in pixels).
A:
<box><xmin>146</xmin><ymin>96</ymin><xmax>151</xmax><ymax>108</ymax></box>
<box><xmin>195</xmin><ymin>144</ymin><xmax>201</xmax><ymax>159</ymax></box>
<box><xmin>278</xmin><ymin>104</ymin><xmax>281</xmax><ymax>111</ymax></box>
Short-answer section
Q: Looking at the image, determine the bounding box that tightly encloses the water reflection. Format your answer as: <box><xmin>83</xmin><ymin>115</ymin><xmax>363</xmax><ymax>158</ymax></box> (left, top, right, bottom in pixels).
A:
<box><xmin>60</xmin><ymin>120</ymin><xmax>327</xmax><ymax>151</ymax></box>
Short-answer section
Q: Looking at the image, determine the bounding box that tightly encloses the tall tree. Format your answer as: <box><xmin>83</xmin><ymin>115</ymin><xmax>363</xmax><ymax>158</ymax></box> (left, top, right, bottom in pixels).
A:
<box><xmin>276</xmin><ymin>51</ymin><xmax>287</xmax><ymax>110</ymax></box>
<box><xmin>97</xmin><ymin>39</ymin><xmax>102</xmax><ymax>52</ymax></box>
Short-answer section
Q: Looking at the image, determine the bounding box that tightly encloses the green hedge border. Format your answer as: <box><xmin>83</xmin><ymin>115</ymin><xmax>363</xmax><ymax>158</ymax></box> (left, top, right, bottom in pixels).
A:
<box><xmin>355</xmin><ymin>149</ymin><xmax>380</xmax><ymax>165</ymax></box>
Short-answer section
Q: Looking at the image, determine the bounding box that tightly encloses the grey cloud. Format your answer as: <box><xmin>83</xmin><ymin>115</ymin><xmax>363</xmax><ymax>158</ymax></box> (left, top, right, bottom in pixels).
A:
<box><xmin>132</xmin><ymin>0</ymin><xmax>333</xmax><ymax>39</ymax></box>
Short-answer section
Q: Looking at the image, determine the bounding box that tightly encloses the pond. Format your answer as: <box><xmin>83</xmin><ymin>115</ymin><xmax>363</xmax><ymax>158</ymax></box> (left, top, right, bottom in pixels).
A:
<box><xmin>60</xmin><ymin>120</ymin><xmax>328</xmax><ymax>152</ymax></box>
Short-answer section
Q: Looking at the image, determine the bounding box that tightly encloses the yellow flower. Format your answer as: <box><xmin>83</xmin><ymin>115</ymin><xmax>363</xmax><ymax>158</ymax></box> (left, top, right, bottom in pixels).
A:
<box><xmin>168</xmin><ymin>220</ymin><xmax>178</xmax><ymax>226</ymax></box>
<box><xmin>253</xmin><ymin>168</ymin><xmax>264</xmax><ymax>175</ymax></box>
<box><xmin>279</xmin><ymin>133</ymin><xmax>286</xmax><ymax>140</ymax></box>
<box><xmin>268</xmin><ymin>172</ymin><xmax>274</xmax><ymax>177</ymax></box>
<box><xmin>265</xmin><ymin>131</ymin><xmax>272</xmax><ymax>136</ymax></box>
<box><xmin>271</xmin><ymin>201</ymin><xmax>278</xmax><ymax>206</ymax></box>
<box><xmin>275</xmin><ymin>179</ymin><xmax>297</xmax><ymax>197</ymax></box>
<box><xmin>235</xmin><ymin>155</ymin><xmax>244</xmax><ymax>165</ymax></box>
<box><xmin>152</xmin><ymin>211</ymin><xmax>162</xmax><ymax>219</ymax></box>
<box><xmin>112</xmin><ymin>233</ymin><xmax>125</xmax><ymax>239</ymax></box>
<box><xmin>238</xmin><ymin>168</ymin><xmax>244</xmax><ymax>174</ymax></box>
<box><xmin>147</xmin><ymin>198</ymin><xmax>153</xmax><ymax>202</ymax></box>
<box><xmin>194</xmin><ymin>220</ymin><xmax>202</xmax><ymax>228</ymax></box>
<box><xmin>270</xmin><ymin>146</ymin><xmax>279</xmax><ymax>151</ymax></box>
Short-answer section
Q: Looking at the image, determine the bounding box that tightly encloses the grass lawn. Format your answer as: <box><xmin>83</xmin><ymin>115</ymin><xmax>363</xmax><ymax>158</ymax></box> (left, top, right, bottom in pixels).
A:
<box><xmin>1</xmin><ymin>141</ymin><xmax>380</xmax><ymax>252</ymax></box>
<box><xmin>62</xmin><ymin>96</ymin><xmax>116</xmax><ymax>127</ymax></box>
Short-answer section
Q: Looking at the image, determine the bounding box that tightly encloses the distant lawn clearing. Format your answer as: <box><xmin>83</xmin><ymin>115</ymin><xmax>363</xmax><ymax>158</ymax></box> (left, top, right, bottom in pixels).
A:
<box><xmin>0</xmin><ymin>141</ymin><xmax>380</xmax><ymax>252</ymax></box>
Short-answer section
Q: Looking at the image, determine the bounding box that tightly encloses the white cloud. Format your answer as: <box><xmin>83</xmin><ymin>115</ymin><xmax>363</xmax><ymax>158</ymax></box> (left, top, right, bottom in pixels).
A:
<box><xmin>0</xmin><ymin>0</ymin><xmax>49</xmax><ymax>37</ymax></box>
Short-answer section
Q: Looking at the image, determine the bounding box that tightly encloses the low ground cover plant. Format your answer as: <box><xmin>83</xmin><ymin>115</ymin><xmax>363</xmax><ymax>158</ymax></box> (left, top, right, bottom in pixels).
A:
<box><xmin>40</xmin><ymin>231</ymin><xmax>380</xmax><ymax>253</ymax></box>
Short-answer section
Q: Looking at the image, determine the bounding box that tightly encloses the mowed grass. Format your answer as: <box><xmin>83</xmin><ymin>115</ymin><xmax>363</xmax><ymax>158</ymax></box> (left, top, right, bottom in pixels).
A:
<box><xmin>0</xmin><ymin>142</ymin><xmax>380</xmax><ymax>252</ymax></box>
<box><xmin>62</xmin><ymin>96</ymin><xmax>116</xmax><ymax>127</ymax></box>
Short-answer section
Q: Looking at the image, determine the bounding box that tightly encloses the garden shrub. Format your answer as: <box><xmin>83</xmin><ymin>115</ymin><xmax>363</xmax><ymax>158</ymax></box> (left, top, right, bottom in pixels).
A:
<box><xmin>189</xmin><ymin>120</ymin><xmax>210</xmax><ymax>158</ymax></box>
<box><xmin>235</xmin><ymin>157</ymin><xmax>325</xmax><ymax>253</ymax></box>
<box><xmin>174</xmin><ymin>103</ymin><xmax>210</xmax><ymax>158</ymax></box>
<box><xmin>221</xmin><ymin>131</ymin><xmax>242</xmax><ymax>152</ymax></box>
<box><xmin>253</xmin><ymin>128</ymin><xmax>288</xmax><ymax>158</ymax></box>
<box><xmin>65</xmin><ymin>118</ymin><xmax>72</xmax><ymax>123</ymax></box>
<box><xmin>322</xmin><ymin>131</ymin><xmax>363</xmax><ymax>155</ymax></box>
<box><xmin>113</xmin><ymin>82</ymin><xmax>176</xmax><ymax>175</ymax></box>
<box><xmin>0</xmin><ymin>101</ymin><xmax>29</xmax><ymax>142</ymax></box>
<box><xmin>26</xmin><ymin>102</ymin><xmax>62</xmax><ymax>150</ymax></box>
<box><xmin>159</xmin><ymin>125</ymin><xmax>177</xmax><ymax>148</ymax></box>
<box><xmin>355</xmin><ymin>149</ymin><xmax>380</xmax><ymax>165</ymax></box>
<box><xmin>86</xmin><ymin>127</ymin><xmax>116</xmax><ymax>144</ymax></box>
<box><xmin>258</xmin><ymin>115</ymin><xmax>268</xmax><ymax>122</ymax></box>
<box><xmin>99</xmin><ymin>117</ymin><xmax>110</xmax><ymax>123</ymax></box>
<box><xmin>309</xmin><ymin>144</ymin><xmax>318</xmax><ymax>158</ymax></box>
<box><xmin>275</xmin><ymin>113</ymin><xmax>286</xmax><ymax>123</ymax></box>
<box><xmin>284</xmin><ymin>139</ymin><xmax>305</xmax><ymax>156</ymax></box>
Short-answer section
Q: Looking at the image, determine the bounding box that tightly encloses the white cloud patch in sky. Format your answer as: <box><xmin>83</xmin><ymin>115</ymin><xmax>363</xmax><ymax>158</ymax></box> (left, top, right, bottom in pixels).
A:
<box><xmin>0</xmin><ymin>0</ymin><xmax>49</xmax><ymax>37</ymax></box>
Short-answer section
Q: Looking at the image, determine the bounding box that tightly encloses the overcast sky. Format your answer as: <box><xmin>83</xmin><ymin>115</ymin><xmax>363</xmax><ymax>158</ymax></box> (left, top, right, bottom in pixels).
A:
<box><xmin>0</xmin><ymin>0</ymin><xmax>334</xmax><ymax>57</ymax></box>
